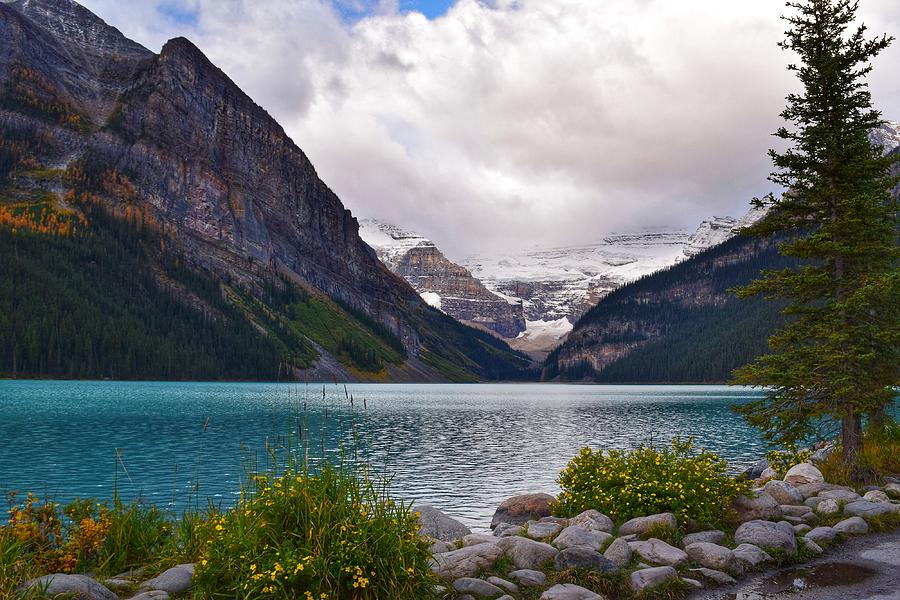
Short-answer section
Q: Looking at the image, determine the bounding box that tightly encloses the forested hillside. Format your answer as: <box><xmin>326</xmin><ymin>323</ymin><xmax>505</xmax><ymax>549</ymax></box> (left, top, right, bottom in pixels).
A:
<box><xmin>544</xmin><ymin>234</ymin><xmax>793</xmax><ymax>382</ymax></box>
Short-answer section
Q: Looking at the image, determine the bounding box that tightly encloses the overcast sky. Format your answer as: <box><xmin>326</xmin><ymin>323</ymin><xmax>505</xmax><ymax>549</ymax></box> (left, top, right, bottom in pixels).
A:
<box><xmin>79</xmin><ymin>0</ymin><xmax>900</xmax><ymax>258</ymax></box>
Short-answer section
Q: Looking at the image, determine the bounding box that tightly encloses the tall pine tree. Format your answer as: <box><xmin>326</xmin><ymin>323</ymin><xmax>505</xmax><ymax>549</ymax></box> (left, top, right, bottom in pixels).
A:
<box><xmin>734</xmin><ymin>0</ymin><xmax>900</xmax><ymax>474</ymax></box>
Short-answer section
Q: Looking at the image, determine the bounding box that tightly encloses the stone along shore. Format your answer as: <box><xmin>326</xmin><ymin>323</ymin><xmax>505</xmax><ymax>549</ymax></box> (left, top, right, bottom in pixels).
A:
<box><xmin>17</xmin><ymin>463</ymin><xmax>900</xmax><ymax>600</ymax></box>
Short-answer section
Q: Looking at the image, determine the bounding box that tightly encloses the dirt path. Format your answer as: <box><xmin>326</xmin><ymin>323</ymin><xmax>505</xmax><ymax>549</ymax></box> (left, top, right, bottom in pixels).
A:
<box><xmin>689</xmin><ymin>528</ymin><xmax>900</xmax><ymax>600</ymax></box>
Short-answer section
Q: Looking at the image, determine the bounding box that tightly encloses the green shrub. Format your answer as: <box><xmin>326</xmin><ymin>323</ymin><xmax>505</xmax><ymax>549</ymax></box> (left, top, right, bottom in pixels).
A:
<box><xmin>765</xmin><ymin>444</ymin><xmax>813</xmax><ymax>478</ymax></box>
<box><xmin>554</xmin><ymin>438</ymin><xmax>749</xmax><ymax>527</ymax></box>
<box><xmin>192</xmin><ymin>459</ymin><xmax>436</xmax><ymax>599</ymax></box>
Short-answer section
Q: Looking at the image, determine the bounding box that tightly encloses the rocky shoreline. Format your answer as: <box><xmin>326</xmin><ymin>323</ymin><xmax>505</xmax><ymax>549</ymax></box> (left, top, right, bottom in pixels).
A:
<box><xmin>15</xmin><ymin>464</ymin><xmax>900</xmax><ymax>600</ymax></box>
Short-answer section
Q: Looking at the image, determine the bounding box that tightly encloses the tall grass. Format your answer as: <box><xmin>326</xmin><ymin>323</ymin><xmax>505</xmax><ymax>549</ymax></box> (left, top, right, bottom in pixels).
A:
<box><xmin>818</xmin><ymin>418</ymin><xmax>900</xmax><ymax>485</ymax></box>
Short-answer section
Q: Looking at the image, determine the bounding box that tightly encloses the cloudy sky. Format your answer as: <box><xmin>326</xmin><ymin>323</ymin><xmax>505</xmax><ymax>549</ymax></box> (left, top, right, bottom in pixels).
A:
<box><xmin>79</xmin><ymin>0</ymin><xmax>900</xmax><ymax>258</ymax></box>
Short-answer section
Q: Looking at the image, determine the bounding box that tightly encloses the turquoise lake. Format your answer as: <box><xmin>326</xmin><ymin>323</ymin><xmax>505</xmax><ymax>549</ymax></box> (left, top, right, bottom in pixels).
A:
<box><xmin>0</xmin><ymin>382</ymin><xmax>768</xmax><ymax>530</ymax></box>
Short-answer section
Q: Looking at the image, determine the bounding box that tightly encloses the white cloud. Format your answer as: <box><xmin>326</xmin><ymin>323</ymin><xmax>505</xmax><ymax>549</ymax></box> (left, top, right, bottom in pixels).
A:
<box><xmin>80</xmin><ymin>0</ymin><xmax>900</xmax><ymax>258</ymax></box>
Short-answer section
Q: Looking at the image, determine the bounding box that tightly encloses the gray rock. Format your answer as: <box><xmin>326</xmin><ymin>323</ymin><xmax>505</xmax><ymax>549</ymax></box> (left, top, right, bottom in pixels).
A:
<box><xmin>780</xmin><ymin>504</ymin><xmax>814</xmax><ymax>517</ymax></box>
<box><xmin>793</xmin><ymin>524</ymin><xmax>812</xmax><ymax>535</ymax></box>
<box><xmin>815</xmin><ymin>498</ymin><xmax>841</xmax><ymax>516</ymax></box>
<box><xmin>431</xmin><ymin>543</ymin><xmax>503</xmax><ymax>580</ymax></box>
<box><xmin>884</xmin><ymin>483</ymin><xmax>900</xmax><ymax>499</ymax></box>
<box><xmin>526</xmin><ymin>520</ymin><xmax>563</xmax><ymax>540</ymax></box>
<box><xmin>552</xmin><ymin>525</ymin><xmax>612</xmax><ymax>551</ymax></box>
<box><xmin>764</xmin><ymin>480</ymin><xmax>804</xmax><ymax>505</ymax></box>
<box><xmin>463</xmin><ymin>533</ymin><xmax>498</xmax><ymax>547</ymax></box>
<box><xmin>497</xmin><ymin>596</ymin><xmax>514</xmax><ymax>600</ymax></box>
<box><xmin>810</xmin><ymin>444</ymin><xmax>837</xmax><ymax>464</ymax></box>
<box><xmin>804</xmin><ymin>496</ymin><xmax>826</xmax><ymax>509</ymax></box>
<box><xmin>734</xmin><ymin>520</ymin><xmax>797</xmax><ymax>554</ymax></box>
<box><xmin>682</xmin><ymin>577</ymin><xmax>704</xmax><ymax>589</ymax></box>
<box><xmin>630</xmin><ymin>566</ymin><xmax>678</xmax><ymax>594</ymax></box>
<box><xmin>431</xmin><ymin>539</ymin><xmax>456</xmax><ymax>553</ymax></box>
<box><xmin>863</xmin><ymin>490</ymin><xmax>890</xmax><ymax>503</ymax></box>
<box><xmin>783</xmin><ymin>463</ymin><xmax>824</xmax><ymax>486</ymax></box>
<box><xmin>618</xmin><ymin>512</ymin><xmax>677</xmax><ymax>536</ymax></box>
<box><xmin>783</xmin><ymin>515</ymin><xmax>807</xmax><ymax>525</ymax></box>
<box><xmin>491</xmin><ymin>493</ymin><xmax>555</xmax><ymax>529</ymax></box>
<box><xmin>683</xmin><ymin>530</ymin><xmax>726</xmax><ymax>546</ymax></box>
<box><xmin>819</xmin><ymin>489</ymin><xmax>862</xmax><ymax>503</ymax></box>
<box><xmin>103</xmin><ymin>578</ymin><xmax>134</xmax><ymax>591</ymax></box>
<box><xmin>732</xmin><ymin>543</ymin><xmax>773</xmax><ymax>569</ymax></box>
<box><xmin>844</xmin><ymin>500</ymin><xmax>894</xmax><ymax>518</ymax></box>
<box><xmin>802</xmin><ymin>537</ymin><xmax>824</xmax><ymax>554</ymax></box>
<box><xmin>18</xmin><ymin>574</ymin><xmax>118</xmax><ymax>600</ymax></box>
<box><xmin>732</xmin><ymin>491</ymin><xmax>783</xmax><ymax>523</ymax></box>
<box><xmin>415</xmin><ymin>505</ymin><xmax>472</xmax><ymax>542</ymax></box>
<box><xmin>805</xmin><ymin>526</ymin><xmax>837</xmax><ymax>544</ymax></box>
<box><xmin>486</xmin><ymin>576</ymin><xmax>518</xmax><ymax>594</ymax></box>
<box><xmin>540</xmin><ymin>516</ymin><xmax>570</xmax><ymax>525</ymax></box>
<box><xmin>508</xmin><ymin>569</ymin><xmax>546</xmax><ymax>587</ymax></box>
<box><xmin>139</xmin><ymin>564</ymin><xmax>195</xmax><ymax>595</ymax></box>
<box><xmin>628</xmin><ymin>538</ymin><xmax>689</xmax><ymax>567</ymax></box>
<box><xmin>554</xmin><ymin>546</ymin><xmax>617</xmax><ymax>572</ymax></box>
<box><xmin>795</xmin><ymin>482</ymin><xmax>848</xmax><ymax>499</ymax></box>
<box><xmin>496</xmin><ymin>535</ymin><xmax>558</xmax><ymax>570</ymax></box>
<box><xmin>743</xmin><ymin>458</ymin><xmax>770</xmax><ymax>480</ymax></box>
<box><xmin>833</xmin><ymin>516</ymin><xmax>869</xmax><ymax>535</ymax></box>
<box><xmin>685</xmin><ymin>542</ymin><xmax>741</xmax><ymax>574</ymax></box>
<box><xmin>452</xmin><ymin>577</ymin><xmax>505</xmax><ymax>598</ymax></box>
<box><xmin>493</xmin><ymin>523</ymin><xmax>523</xmax><ymax>537</ymax></box>
<box><xmin>689</xmin><ymin>567</ymin><xmax>737</xmax><ymax>585</ymax></box>
<box><xmin>130</xmin><ymin>593</ymin><xmax>170</xmax><ymax>600</ymax></box>
<box><xmin>541</xmin><ymin>583</ymin><xmax>604</xmax><ymax>600</ymax></box>
<box><xmin>603</xmin><ymin>537</ymin><xmax>633</xmax><ymax>568</ymax></box>
<box><xmin>569</xmin><ymin>509</ymin><xmax>614</xmax><ymax>533</ymax></box>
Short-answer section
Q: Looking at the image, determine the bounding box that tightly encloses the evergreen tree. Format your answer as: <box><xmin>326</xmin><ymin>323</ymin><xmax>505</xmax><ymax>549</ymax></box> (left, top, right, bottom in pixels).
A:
<box><xmin>734</xmin><ymin>0</ymin><xmax>900</xmax><ymax>473</ymax></box>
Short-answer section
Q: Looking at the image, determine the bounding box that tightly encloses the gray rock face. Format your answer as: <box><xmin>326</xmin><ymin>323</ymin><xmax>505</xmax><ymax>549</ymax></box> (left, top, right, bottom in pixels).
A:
<box><xmin>805</xmin><ymin>526</ymin><xmax>837</xmax><ymax>544</ymax></box>
<box><xmin>486</xmin><ymin>576</ymin><xmax>518</xmax><ymax>594</ymax></box>
<box><xmin>732</xmin><ymin>491</ymin><xmax>783</xmax><ymax>523</ymax></box>
<box><xmin>526</xmin><ymin>520</ymin><xmax>563</xmax><ymax>540</ymax></box>
<box><xmin>780</xmin><ymin>504</ymin><xmax>814</xmax><ymax>518</ymax></box>
<box><xmin>843</xmin><ymin>500</ymin><xmax>894</xmax><ymax>518</ymax></box>
<box><xmin>452</xmin><ymin>577</ymin><xmax>505</xmax><ymax>598</ymax></box>
<box><xmin>139</xmin><ymin>564</ymin><xmax>195</xmax><ymax>594</ymax></box>
<box><xmin>431</xmin><ymin>543</ymin><xmax>503</xmax><ymax>580</ymax></box>
<box><xmin>734</xmin><ymin>520</ymin><xmax>797</xmax><ymax>554</ymax></box>
<box><xmin>618</xmin><ymin>512</ymin><xmax>677</xmax><ymax>536</ymax></box>
<box><xmin>496</xmin><ymin>536</ymin><xmax>558</xmax><ymax>570</ymax></box>
<box><xmin>793</xmin><ymin>524</ymin><xmax>812</xmax><ymax>535</ymax></box>
<box><xmin>690</xmin><ymin>567</ymin><xmax>737</xmax><ymax>585</ymax></box>
<box><xmin>552</xmin><ymin>525</ymin><xmax>612</xmax><ymax>551</ymax></box>
<box><xmin>493</xmin><ymin>523</ymin><xmax>523</xmax><ymax>538</ymax></box>
<box><xmin>833</xmin><ymin>516</ymin><xmax>869</xmax><ymax>535</ymax></box>
<box><xmin>683</xmin><ymin>530</ymin><xmax>726</xmax><ymax>546</ymax></box>
<box><xmin>764</xmin><ymin>480</ymin><xmax>804</xmax><ymax>505</ymax></box>
<box><xmin>795</xmin><ymin>482</ymin><xmax>848</xmax><ymax>499</ymax></box>
<box><xmin>732</xmin><ymin>543</ymin><xmax>773</xmax><ymax>569</ymax></box>
<box><xmin>815</xmin><ymin>498</ymin><xmax>841</xmax><ymax>516</ymax></box>
<box><xmin>802</xmin><ymin>537</ymin><xmax>823</xmax><ymax>554</ymax></box>
<box><xmin>603</xmin><ymin>537</ymin><xmax>633</xmax><ymax>568</ymax></box>
<box><xmin>630</xmin><ymin>566</ymin><xmax>678</xmax><ymax>595</ymax></box>
<box><xmin>463</xmin><ymin>533</ymin><xmax>498</xmax><ymax>547</ymax></box>
<box><xmin>628</xmin><ymin>538</ymin><xmax>689</xmax><ymax>567</ymax></box>
<box><xmin>415</xmin><ymin>505</ymin><xmax>471</xmax><ymax>542</ymax></box>
<box><xmin>818</xmin><ymin>489</ymin><xmax>862</xmax><ymax>503</ymax></box>
<box><xmin>541</xmin><ymin>583</ymin><xmax>604</xmax><ymax>600</ymax></box>
<box><xmin>491</xmin><ymin>493</ymin><xmax>555</xmax><ymax>529</ymax></box>
<box><xmin>783</xmin><ymin>463</ymin><xmax>824</xmax><ymax>486</ymax></box>
<box><xmin>685</xmin><ymin>542</ymin><xmax>741</xmax><ymax>574</ymax></box>
<box><xmin>508</xmin><ymin>569</ymin><xmax>546</xmax><ymax>587</ymax></box>
<box><xmin>569</xmin><ymin>509</ymin><xmax>614</xmax><ymax>533</ymax></box>
<box><xmin>553</xmin><ymin>546</ymin><xmax>617</xmax><ymax>572</ymax></box>
<box><xmin>863</xmin><ymin>490</ymin><xmax>890</xmax><ymax>503</ymax></box>
<box><xmin>19</xmin><ymin>574</ymin><xmax>118</xmax><ymax>600</ymax></box>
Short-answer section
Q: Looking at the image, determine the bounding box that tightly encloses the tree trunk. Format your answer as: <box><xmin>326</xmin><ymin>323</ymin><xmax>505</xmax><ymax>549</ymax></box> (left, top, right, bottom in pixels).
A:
<box><xmin>841</xmin><ymin>412</ymin><xmax>863</xmax><ymax>469</ymax></box>
<box><xmin>868</xmin><ymin>405</ymin><xmax>886</xmax><ymax>435</ymax></box>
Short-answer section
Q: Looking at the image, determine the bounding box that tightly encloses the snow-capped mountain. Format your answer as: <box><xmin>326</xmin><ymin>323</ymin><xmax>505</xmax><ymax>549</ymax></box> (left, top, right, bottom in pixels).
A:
<box><xmin>870</xmin><ymin>120</ymin><xmax>900</xmax><ymax>155</ymax></box>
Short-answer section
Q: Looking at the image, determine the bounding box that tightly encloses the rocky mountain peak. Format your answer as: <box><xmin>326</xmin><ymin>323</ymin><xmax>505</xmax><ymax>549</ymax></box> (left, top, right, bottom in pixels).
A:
<box><xmin>870</xmin><ymin>120</ymin><xmax>900</xmax><ymax>156</ymax></box>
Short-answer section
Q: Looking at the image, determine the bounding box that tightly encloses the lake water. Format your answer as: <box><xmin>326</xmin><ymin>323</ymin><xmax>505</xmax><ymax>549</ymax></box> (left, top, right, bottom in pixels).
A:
<box><xmin>0</xmin><ymin>381</ymin><xmax>768</xmax><ymax>530</ymax></box>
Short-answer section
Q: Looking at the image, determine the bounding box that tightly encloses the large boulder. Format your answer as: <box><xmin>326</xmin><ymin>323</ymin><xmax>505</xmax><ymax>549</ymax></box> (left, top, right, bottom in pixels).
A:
<box><xmin>683</xmin><ymin>530</ymin><xmax>726</xmax><ymax>546</ymax></box>
<box><xmin>491</xmin><ymin>493</ymin><xmax>555</xmax><ymax>529</ymax></box>
<box><xmin>139</xmin><ymin>564</ymin><xmax>195</xmax><ymax>595</ymax></box>
<box><xmin>415</xmin><ymin>505</ymin><xmax>471</xmax><ymax>542</ymax></box>
<box><xmin>18</xmin><ymin>574</ymin><xmax>118</xmax><ymax>600</ymax></box>
<box><xmin>431</xmin><ymin>543</ymin><xmax>503</xmax><ymax>580</ymax></box>
<box><xmin>618</xmin><ymin>512</ymin><xmax>677</xmax><ymax>536</ymax></box>
<box><xmin>525</xmin><ymin>520</ymin><xmax>563</xmax><ymax>540</ymax></box>
<box><xmin>569</xmin><ymin>509</ymin><xmax>614</xmax><ymax>533</ymax></box>
<box><xmin>818</xmin><ymin>489</ymin><xmax>861</xmax><ymax>503</ymax></box>
<box><xmin>843</xmin><ymin>500</ymin><xmax>895</xmax><ymax>519</ymax></box>
<box><xmin>541</xmin><ymin>583</ymin><xmax>604</xmax><ymax>600</ymax></box>
<box><xmin>685</xmin><ymin>542</ymin><xmax>741</xmax><ymax>575</ymax></box>
<box><xmin>603</xmin><ymin>537</ymin><xmax>633</xmax><ymax>568</ymax></box>
<box><xmin>732</xmin><ymin>543</ymin><xmax>773</xmax><ymax>569</ymax></box>
<box><xmin>815</xmin><ymin>498</ymin><xmax>841</xmax><ymax>516</ymax></box>
<box><xmin>452</xmin><ymin>578</ymin><xmax>505</xmax><ymax>598</ymax></box>
<box><xmin>833</xmin><ymin>516</ymin><xmax>869</xmax><ymax>535</ymax></box>
<box><xmin>805</xmin><ymin>526</ymin><xmax>837</xmax><ymax>544</ymax></box>
<box><xmin>763</xmin><ymin>480</ymin><xmax>804</xmax><ymax>505</ymax></box>
<box><xmin>630</xmin><ymin>566</ymin><xmax>678</xmax><ymax>595</ymax></box>
<box><xmin>628</xmin><ymin>538</ymin><xmax>689</xmax><ymax>567</ymax></box>
<box><xmin>734</xmin><ymin>520</ymin><xmax>797</xmax><ymax>554</ymax></box>
<box><xmin>552</xmin><ymin>525</ymin><xmax>612</xmax><ymax>551</ymax></box>
<box><xmin>554</xmin><ymin>546</ymin><xmax>617</xmax><ymax>572</ymax></box>
<box><xmin>508</xmin><ymin>569</ymin><xmax>546</xmax><ymax>587</ymax></box>
<box><xmin>496</xmin><ymin>536</ymin><xmax>558</xmax><ymax>570</ymax></box>
<box><xmin>783</xmin><ymin>463</ymin><xmax>824</xmax><ymax>486</ymax></box>
<box><xmin>732</xmin><ymin>492</ymin><xmax>783</xmax><ymax>523</ymax></box>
